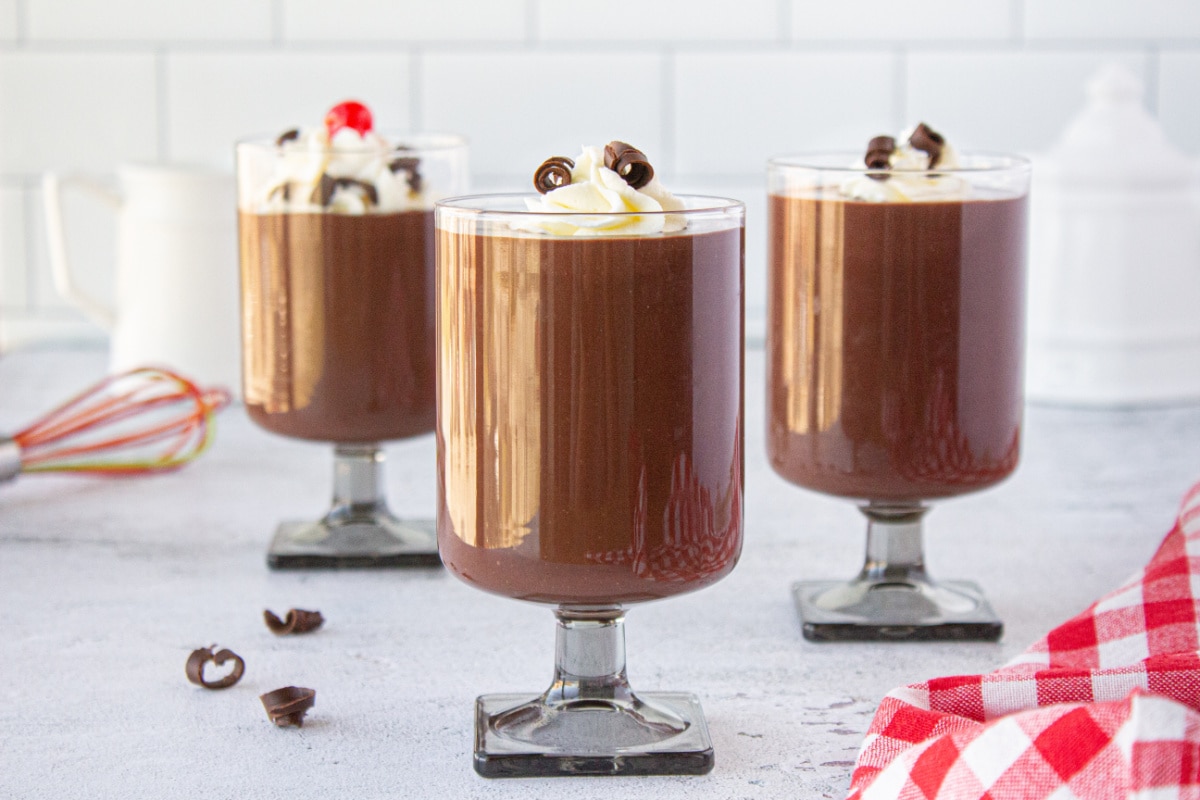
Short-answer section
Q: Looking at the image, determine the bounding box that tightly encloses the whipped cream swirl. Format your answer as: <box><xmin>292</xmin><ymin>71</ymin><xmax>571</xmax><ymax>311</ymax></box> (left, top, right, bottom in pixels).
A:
<box><xmin>841</xmin><ymin>125</ymin><xmax>966</xmax><ymax>202</ymax></box>
<box><xmin>522</xmin><ymin>145</ymin><xmax>685</xmax><ymax>236</ymax></box>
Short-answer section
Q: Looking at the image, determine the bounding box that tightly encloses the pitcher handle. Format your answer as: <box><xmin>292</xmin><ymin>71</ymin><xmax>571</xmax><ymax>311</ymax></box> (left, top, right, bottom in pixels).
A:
<box><xmin>41</xmin><ymin>172</ymin><xmax>121</xmax><ymax>329</ymax></box>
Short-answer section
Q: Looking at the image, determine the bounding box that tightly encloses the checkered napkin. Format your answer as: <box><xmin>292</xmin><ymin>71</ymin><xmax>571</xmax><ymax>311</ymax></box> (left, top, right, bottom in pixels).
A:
<box><xmin>848</xmin><ymin>480</ymin><xmax>1200</xmax><ymax>800</ymax></box>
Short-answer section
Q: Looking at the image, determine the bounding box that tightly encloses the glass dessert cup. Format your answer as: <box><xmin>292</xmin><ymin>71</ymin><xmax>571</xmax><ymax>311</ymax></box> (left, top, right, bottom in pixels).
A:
<box><xmin>766</xmin><ymin>153</ymin><xmax>1031</xmax><ymax>641</ymax></box>
<box><xmin>436</xmin><ymin>195</ymin><xmax>745</xmax><ymax>776</ymax></box>
<box><xmin>236</xmin><ymin>133</ymin><xmax>468</xmax><ymax>568</ymax></box>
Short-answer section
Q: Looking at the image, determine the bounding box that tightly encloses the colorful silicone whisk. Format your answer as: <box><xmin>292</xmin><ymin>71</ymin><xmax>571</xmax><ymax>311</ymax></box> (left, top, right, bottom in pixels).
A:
<box><xmin>0</xmin><ymin>367</ymin><xmax>230</xmax><ymax>482</ymax></box>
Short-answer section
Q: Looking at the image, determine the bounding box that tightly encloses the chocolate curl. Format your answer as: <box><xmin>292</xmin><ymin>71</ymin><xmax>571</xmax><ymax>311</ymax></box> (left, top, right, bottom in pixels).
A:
<box><xmin>908</xmin><ymin>122</ymin><xmax>945</xmax><ymax>169</ymax></box>
<box><xmin>264</xmin><ymin>608</ymin><xmax>324</xmax><ymax>635</ymax></box>
<box><xmin>864</xmin><ymin>135</ymin><xmax>896</xmax><ymax>180</ymax></box>
<box><xmin>388</xmin><ymin>156</ymin><xmax>422</xmax><ymax>194</ymax></box>
<box><xmin>533</xmin><ymin>156</ymin><xmax>575</xmax><ymax>194</ymax></box>
<box><xmin>603</xmin><ymin>141</ymin><xmax>654</xmax><ymax>190</ymax></box>
<box><xmin>275</xmin><ymin>128</ymin><xmax>300</xmax><ymax>147</ymax></box>
<box><xmin>185</xmin><ymin>646</ymin><xmax>245</xmax><ymax>690</ymax></box>
<box><xmin>260</xmin><ymin>686</ymin><xmax>316</xmax><ymax>728</ymax></box>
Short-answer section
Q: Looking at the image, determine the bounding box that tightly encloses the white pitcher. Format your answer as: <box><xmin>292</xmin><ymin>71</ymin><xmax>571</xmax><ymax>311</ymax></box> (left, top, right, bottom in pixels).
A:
<box><xmin>1027</xmin><ymin>65</ymin><xmax>1200</xmax><ymax>405</ymax></box>
<box><xmin>42</xmin><ymin>163</ymin><xmax>241</xmax><ymax>395</ymax></box>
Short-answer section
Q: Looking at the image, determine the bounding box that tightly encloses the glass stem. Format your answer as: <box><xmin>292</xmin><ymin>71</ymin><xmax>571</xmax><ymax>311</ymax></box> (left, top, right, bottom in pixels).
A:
<box><xmin>325</xmin><ymin>443</ymin><xmax>389</xmax><ymax>525</ymax></box>
<box><xmin>858</xmin><ymin>502</ymin><xmax>930</xmax><ymax>585</ymax></box>
<box><xmin>544</xmin><ymin>606</ymin><xmax>634</xmax><ymax>707</ymax></box>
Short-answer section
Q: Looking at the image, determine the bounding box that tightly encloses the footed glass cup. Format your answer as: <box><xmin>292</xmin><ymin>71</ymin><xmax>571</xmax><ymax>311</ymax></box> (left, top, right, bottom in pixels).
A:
<box><xmin>766</xmin><ymin>153</ymin><xmax>1031</xmax><ymax>641</ymax></box>
<box><xmin>236</xmin><ymin>133</ymin><xmax>467</xmax><ymax>568</ymax></box>
<box><xmin>436</xmin><ymin>195</ymin><xmax>745</xmax><ymax>776</ymax></box>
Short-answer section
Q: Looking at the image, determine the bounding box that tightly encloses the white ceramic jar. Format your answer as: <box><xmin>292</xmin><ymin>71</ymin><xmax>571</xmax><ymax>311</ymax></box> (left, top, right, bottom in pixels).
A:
<box><xmin>1027</xmin><ymin>64</ymin><xmax>1200</xmax><ymax>405</ymax></box>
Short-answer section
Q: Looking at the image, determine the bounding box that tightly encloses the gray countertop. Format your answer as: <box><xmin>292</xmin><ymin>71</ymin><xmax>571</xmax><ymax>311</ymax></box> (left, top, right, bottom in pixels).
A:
<box><xmin>2</xmin><ymin>345</ymin><xmax>1198</xmax><ymax>799</ymax></box>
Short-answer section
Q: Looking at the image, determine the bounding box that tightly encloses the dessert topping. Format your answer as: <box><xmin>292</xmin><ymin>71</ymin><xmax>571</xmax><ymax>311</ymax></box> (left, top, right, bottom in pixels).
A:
<box><xmin>907</xmin><ymin>122</ymin><xmax>945</xmax><ymax>169</ymax></box>
<box><xmin>388</xmin><ymin>155</ymin><xmax>422</xmax><ymax>194</ymax></box>
<box><xmin>264</xmin><ymin>608</ymin><xmax>325</xmax><ymax>635</ymax></box>
<box><xmin>260</xmin><ymin>686</ymin><xmax>316</xmax><ymax>728</ymax></box>
<box><xmin>603</xmin><ymin>141</ymin><xmax>654</xmax><ymax>190</ymax></box>
<box><xmin>534</xmin><ymin>156</ymin><xmax>576</xmax><ymax>194</ymax></box>
<box><xmin>842</xmin><ymin>123</ymin><xmax>963</xmax><ymax>201</ymax></box>
<box><xmin>865</xmin><ymin>135</ymin><xmax>896</xmax><ymax>177</ymax></box>
<box><xmin>523</xmin><ymin>142</ymin><xmax>684</xmax><ymax>235</ymax></box>
<box><xmin>255</xmin><ymin>100</ymin><xmax>426</xmax><ymax>213</ymax></box>
<box><xmin>185</xmin><ymin>645</ymin><xmax>245</xmax><ymax>690</ymax></box>
<box><xmin>324</xmin><ymin>100</ymin><xmax>373</xmax><ymax>138</ymax></box>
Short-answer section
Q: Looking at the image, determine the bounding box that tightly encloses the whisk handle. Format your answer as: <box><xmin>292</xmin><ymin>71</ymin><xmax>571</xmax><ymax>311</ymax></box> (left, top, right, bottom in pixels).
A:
<box><xmin>0</xmin><ymin>436</ymin><xmax>20</xmax><ymax>482</ymax></box>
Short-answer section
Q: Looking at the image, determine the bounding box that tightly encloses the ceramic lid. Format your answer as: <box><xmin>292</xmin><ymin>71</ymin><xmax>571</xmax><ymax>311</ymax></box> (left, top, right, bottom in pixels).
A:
<box><xmin>1045</xmin><ymin>63</ymin><xmax>1196</xmax><ymax>188</ymax></box>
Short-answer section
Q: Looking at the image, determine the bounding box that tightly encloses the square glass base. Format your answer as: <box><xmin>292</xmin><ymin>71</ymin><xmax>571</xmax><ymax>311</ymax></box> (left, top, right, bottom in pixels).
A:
<box><xmin>267</xmin><ymin>517</ymin><xmax>441</xmax><ymax>569</ymax></box>
<box><xmin>474</xmin><ymin>692</ymin><xmax>715</xmax><ymax>778</ymax></box>
<box><xmin>793</xmin><ymin>579</ymin><xmax>1003</xmax><ymax>642</ymax></box>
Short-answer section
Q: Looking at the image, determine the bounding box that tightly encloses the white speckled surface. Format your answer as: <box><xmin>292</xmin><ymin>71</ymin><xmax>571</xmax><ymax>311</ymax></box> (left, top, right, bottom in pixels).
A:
<box><xmin>2</xmin><ymin>345</ymin><xmax>1198</xmax><ymax>799</ymax></box>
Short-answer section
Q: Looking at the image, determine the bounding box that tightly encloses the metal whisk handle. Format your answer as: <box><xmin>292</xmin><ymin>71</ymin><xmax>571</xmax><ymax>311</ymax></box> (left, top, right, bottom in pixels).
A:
<box><xmin>0</xmin><ymin>436</ymin><xmax>21</xmax><ymax>483</ymax></box>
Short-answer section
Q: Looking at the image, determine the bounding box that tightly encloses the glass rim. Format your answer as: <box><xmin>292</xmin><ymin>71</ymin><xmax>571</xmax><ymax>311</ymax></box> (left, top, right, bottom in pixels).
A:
<box><xmin>235</xmin><ymin>131</ymin><xmax>468</xmax><ymax>153</ymax></box>
<box><xmin>768</xmin><ymin>150</ymin><xmax>1031</xmax><ymax>175</ymax></box>
<box><xmin>435</xmin><ymin>192</ymin><xmax>745</xmax><ymax>218</ymax></box>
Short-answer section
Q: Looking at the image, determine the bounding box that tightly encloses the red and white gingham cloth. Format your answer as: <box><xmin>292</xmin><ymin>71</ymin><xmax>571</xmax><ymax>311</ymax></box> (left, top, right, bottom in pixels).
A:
<box><xmin>848</xmin><ymin>480</ymin><xmax>1200</xmax><ymax>800</ymax></box>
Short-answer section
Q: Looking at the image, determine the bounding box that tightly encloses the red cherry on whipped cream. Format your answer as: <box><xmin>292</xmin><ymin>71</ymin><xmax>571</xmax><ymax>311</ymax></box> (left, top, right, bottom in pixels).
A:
<box><xmin>325</xmin><ymin>100</ymin><xmax>373</xmax><ymax>138</ymax></box>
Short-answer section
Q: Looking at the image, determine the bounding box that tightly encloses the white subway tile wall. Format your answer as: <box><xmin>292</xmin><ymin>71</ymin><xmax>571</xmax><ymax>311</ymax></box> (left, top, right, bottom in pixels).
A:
<box><xmin>538</xmin><ymin>0</ymin><xmax>778</xmax><ymax>43</ymax></box>
<box><xmin>166</xmin><ymin>52</ymin><xmax>412</xmax><ymax>167</ymax></box>
<box><xmin>791</xmin><ymin>0</ymin><xmax>1016</xmax><ymax>41</ymax></box>
<box><xmin>26</xmin><ymin>0</ymin><xmax>273</xmax><ymax>42</ymax></box>
<box><xmin>905</xmin><ymin>50</ymin><xmax>1150</xmax><ymax>151</ymax></box>
<box><xmin>422</xmin><ymin>51</ymin><xmax>663</xmax><ymax>181</ymax></box>
<box><xmin>0</xmin><ymin>1</ymin><xmax>16</xmax><ymax>42</ymax></box>
<box><xmin>0</xmin><ymin>0</ymin><xmax>1196</xmax><ymax>347</ymax></box>
<box><xmin>282</xmin><ymin>0</ymin><xmax>527</xmax><ymax>43</ymax></box>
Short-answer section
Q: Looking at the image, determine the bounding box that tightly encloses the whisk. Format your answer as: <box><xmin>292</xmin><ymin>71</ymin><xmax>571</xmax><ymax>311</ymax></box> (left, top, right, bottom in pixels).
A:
<box><xmin>0</xmin><ymin>367</ymin><xmax>230</xmax><ymax>483</ymax></box>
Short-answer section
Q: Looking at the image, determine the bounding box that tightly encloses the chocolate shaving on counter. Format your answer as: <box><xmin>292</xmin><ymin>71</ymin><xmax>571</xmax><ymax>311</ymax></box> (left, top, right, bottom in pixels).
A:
<box><xmin>603</xmin><ymin>141</ymin><xmax>654</xmax><ymax>190</ymax></box>
<box><xmin>908</xmin><ymin>122</ymin><xmax>945</xmax><ymax>169</ymax></box>
<box><xmin>264</xmin><ymin>608</ymin><xmax>324</xmax><ymax>635</ymax></box>
<box><xmin>865</xmin><ymin>135</ymin><xmax>896</xmax><ymax>179</ymax></box>
<box><xmin>388</xmin><ymin>156</ymin><xmax>422</xmax><ymax>194</ymax></box>
<box><xmin>533</xmin><ymin>156</ymin><xmax>575</xmax><ymax>194</ymax></box>
<box><xmin>311</xmin><ymin>174</ymin><xmax>379</xmax><ymax>208</ymax></box>
<box><xmin>276</xmin><ymin>128</ymin><xmax>300</xmax><ymax>147</ymax></box>
<box><xmin>185</xmin><ymin>646</ymin><xmax>245</xmax><ymax>690</ymax></box>
<box><xmin>260</xmin><ymin>686</ymin><xmax>316</xmax><ymax>728</ymax></box>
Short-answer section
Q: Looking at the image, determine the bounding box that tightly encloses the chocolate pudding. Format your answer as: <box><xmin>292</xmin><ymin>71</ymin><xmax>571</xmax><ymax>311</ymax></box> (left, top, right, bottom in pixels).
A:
<box><xmin>239</xmin><ymin>209</ymin><xmax>435</xmax><ymax>443</ymax></box>
<box><xmin>766</xmin><ymin>193</ymin><xmax>1027</xmax><ymax>501</ymax></box>
<box><xmin>437</xmin><ymin>226</ymin><xmax>744</xmax><ymax>604</ymax></box>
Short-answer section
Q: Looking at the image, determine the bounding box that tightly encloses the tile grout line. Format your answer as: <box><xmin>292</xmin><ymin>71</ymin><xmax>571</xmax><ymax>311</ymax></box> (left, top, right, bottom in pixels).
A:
<box><xmin>14</xmin><ymin>0</ymin><xmax>25</xmax><ymax>43</ymax></box>
<box><xmin>22</xmin><ymin>178</ymin><xmax>38</xmax><ymax>310</ymax></box>
<box><xmin>156</xmin><ymin>49</ymin><xmax>168</xmax><ymax>162</ymax></box>
<box><xmin>526</xmin><ymin>0</ymin><xmax>538</xmax><ymax>45</ymax></box>
<box><xmin>778</xmin><ymin>0</ymin><xmax>791</xmax><ymax>45</ymax></box>
<box><xmin>1011</xmin><ymin>0</ymin><xmax>1025</xmax><ymax>43</ymax></box>
<box><xmin>661</xmin><ymin>48</ymin><xmax>675</xmax><ymax>177</ymax></box>
<box><xmin>1145</xmin><ymin>43</ymin><xmax>1160</xmax><ymax>116</ymax></box>
<box><xmin>410</xmin><ymin>49</ymin><xmax>422</xmax><ymax>131</ymax></box>
<box><xmin>272</xmin><ymin>0</ymin><xmax>284</xmax><ymax>45</ymax></box>
<box><xmin>893</xmin><ymin>46</ymin><xmax>906</xmax><ymax>131</ymax></box>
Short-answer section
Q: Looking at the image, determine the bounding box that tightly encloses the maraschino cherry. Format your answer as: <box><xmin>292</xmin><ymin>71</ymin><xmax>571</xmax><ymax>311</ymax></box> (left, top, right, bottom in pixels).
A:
<box><xmin>324</xmin><ymin>100</ymin><xmax>373</xmax><ymax>138</ymax></box>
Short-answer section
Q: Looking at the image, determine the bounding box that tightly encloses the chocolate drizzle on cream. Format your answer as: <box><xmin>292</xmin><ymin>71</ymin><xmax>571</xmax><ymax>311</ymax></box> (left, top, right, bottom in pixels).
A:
<box><xmin>604</xmin><ymin>141</ymin><xmax>654</xmax><ymax>190</ymax></box>
<box><xmin>264</xmin><ymin>127</ymin><xmax>425</xmax><ymax>210</ymax></box>
<box><xmin>534</xmin><ymin>156</ymin><xmax>575</xmax><ymax>194</ymax></box>
<box><xmin>311</xmin><ymin>174</ymin><xmax>380</xmax><ymax>208</ymax></box>
<box><xmin>388</xmin><ymin>155</ymin><xmax>422</xmax><ymax>194</ymax></box>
